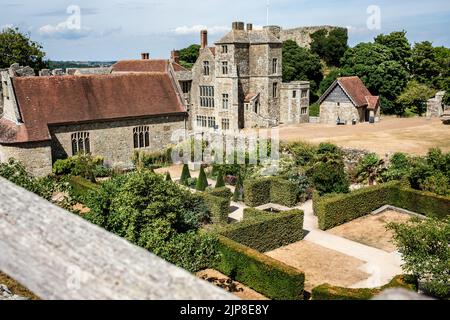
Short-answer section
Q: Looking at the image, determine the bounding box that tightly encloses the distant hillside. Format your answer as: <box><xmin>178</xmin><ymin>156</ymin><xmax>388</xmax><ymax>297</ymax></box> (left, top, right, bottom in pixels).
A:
<box><xmin>48</xmin><ymin>61</ymin><xmax>116</xmax><ymax>71</ymax></box>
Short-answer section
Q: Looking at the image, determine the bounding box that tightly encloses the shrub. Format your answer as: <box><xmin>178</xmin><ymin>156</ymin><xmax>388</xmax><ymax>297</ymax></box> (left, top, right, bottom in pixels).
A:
<box><xmin>282</xmin><ymin>141</ymin><xmax>318</xmax><ymax>166</ymax></box>
<box><xmin>309</xmin><ymin>161</ymin><xmax>350</xmax><ymax>195</ymax></box>
<box><xmin>132</xmin><ymin>148</ymin><xmax>172</xmax><ymax>169</ymax></box>
<box><xmin>196</xmin><ymin>166</ymin><xmax>208</xmax><ymax>191</ymax></box>
<box><xmin>270</xmin><ymin>177</ymin><xmax>299</xmax><ymax>207</ymax></box>
<box><xmin>201</xmin><ymin>193</ymin><xmax>230</xmax><ymax>224</ymax></box>
<box><xmin>53</xmin><ymin>154</ymin><xmax>104</xmax><ymax>181</ymax></box>
<box><xmin>388</xmin><ymin>217</ymin><xmax>449</xmax><ymax>299</ymax></box>
<box><xmin>68</xmin><ymin>176</ymin><xmax>99</xmax><ymax>202</ymax></box>
<box><xmin>83</xmin><ymin>170</ymin><xmax>218</xmax><ymax>273</ymax></box>
<box><xmin>356</xmin><ymin>153</ymin><xmax>385</xmax><ymax>186</ymax></box>
<box><xmin>243</xmin><ymin>177</ymin><xmax>271</xmax><ymax>207</ymax></box>
<box><xmin>243</xmin><ymin>177</ymin><xmax>299</xmax><ymax>207</ymax></box>
<box><xmin>216</xmin><ymin>236</ymin><xmax>305</xmax><ymax>300</ymax></box>
<box><xmin>215</xmin><ymin>169</ymin><xmax>225</xmax><ymax>188</ymax></box>
<box><xmin>206</xmin><ymin>187</ymin><xmax>232</xmax><ymax>200</ymax></box>
<box><xmin>180</xmin><ymin>164</ymin><xmax>191</xmax><ymax>185</ymax></box>
<box><xmin>311</xmin><ymin>275</ymin><xmax>417</xmax><ymax>300</ymax></box>
<box><xmin>315</xmin><ymin>181</ymin><xmax>401</xmax><ymax>230</ymax></box>
<box><xmin>165</xmin><ymin>171</ymin><xmax>172</xmax><ymax>182</ymax></box>
<box><xmin>315</xmin><ymin>181</ymin><xmax>450</xmax><ymax>230</ymax></box>
<box><xmin>233</xmin><ymin>173</ymin><xmax>244</xmax><ymax>202</ymax></box>
<box><xmin>214</xmin><ymin>208</ymin><xmax>304</xmax><ymax>252</ymax></box>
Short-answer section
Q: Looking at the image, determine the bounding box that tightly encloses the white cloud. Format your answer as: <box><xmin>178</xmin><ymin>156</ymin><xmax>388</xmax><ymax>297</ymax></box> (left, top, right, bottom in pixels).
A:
<box><xmin>346</xmin><ymin>25</ymin><xmax>376</xmax><ymax>35</ymax></box>
<box><xmin>1</xmin><ymin>24</ymin><xmax>14</xmax><ymax>31</ymax></box>
<box><xmin>173</xmin><ymin>25</ymin><xmax>230</xmax><ymax>35</ymax></box>
<box><xmin>39</xmin><ymin>21</ymin><xmax>92</xmax><ymax>39</ymax></box>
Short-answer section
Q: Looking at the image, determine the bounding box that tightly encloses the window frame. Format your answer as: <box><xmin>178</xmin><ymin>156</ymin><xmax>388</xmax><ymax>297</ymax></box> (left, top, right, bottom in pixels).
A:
<box><xmin>71</xmin><ymin>132</ymin><xmax>90</xmax><ymax>156</ymax></box>
<box><xmin>203</xmin><ymin>61</ymin><xmax>210</xmax><ymax>76</ymax></box>
<box><xmin>133</xmin><ymin>126</ymin><xmax>150</xmax><ymax>149</ymax></box>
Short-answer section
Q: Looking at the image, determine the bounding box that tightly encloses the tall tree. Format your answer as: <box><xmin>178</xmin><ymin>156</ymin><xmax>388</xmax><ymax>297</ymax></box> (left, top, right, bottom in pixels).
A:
<box><xmin>178</xmin><ymin>44</ymin><xmax>200</xmax><ymax>69</ymax></box>
<box><xmin>282</xmin><ymin>40</ymin><xmax>323</xmax><ymax>101</ymax></box>
<box><xmin>411</xmin><ymin>41</ymin><xmax>440</xmax><ymax>86</ymax></box>
<box><xmin>0</xmin><ymin>27</ymin><xmax>48</xmax><ymax>72</ymax></box>
<box><xmin>340</xmin><ymin>42</ymin><xmax>409</xmax><ymax>115</ymax></box>
<box><xmin>397</xmin><ymin>81</ymin><xmax>436</xmax><ymax>116</ymax></box>
<box><xmin>311</xmin><ymin>28</ymin><xmax>348</xmax><ymax>67</ymax></box>
<box><xmin>374</xmin><ymin>31</ymin><xmax>412</xmax><ymax>70</ymax></box>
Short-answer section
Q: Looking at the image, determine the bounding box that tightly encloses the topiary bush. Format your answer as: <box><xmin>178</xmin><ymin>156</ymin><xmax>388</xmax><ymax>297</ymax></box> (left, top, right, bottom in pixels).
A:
<box><xmin>214</xmin><ymin>208</ymin><xmax>304</xmax><ymax>252</ymax></box>
<box><xmin>206</xmin><ymin>186</ymin><xmax>232</xmax><ymax>200</ymax></box>
<box><xmin>243</xmin><ymin>177</ymin><xmax>299</xmax><ymax>207</ymax></box>
<box><xmin>216</xmin><ymin>236</ymin><xmax>305</xmax><ymax>300</ymax></box>
<box><xmin>196</xmin><ymin>166</ymin><xmax>209</xmax><ymax>191</ymax></box>
<box><xmin>215</xmin><ymin>169</ymin><xmax>225</xmax><ymax>188</ymax></box>
<box><xmin>180</xmin><ymin>164</ymin><xmax>191</xmax><ymax>185</ymax></box>
<box><xmin>201</xmin><ymin>193</ymin><xmax>230</xmax><ymax>224</ymax></box>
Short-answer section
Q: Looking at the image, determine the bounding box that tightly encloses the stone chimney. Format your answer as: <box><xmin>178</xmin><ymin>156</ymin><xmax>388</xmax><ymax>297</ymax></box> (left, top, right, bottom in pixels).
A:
<box><xmin>141</xmin><ymin>53</ymin><xmax>150</xmax><ymax>60</ymax></box>
<box><xmin>171</xmin><ymin>50</ymin><xmax>180</xmax><ymax>64</ymax></box>
<box><xmin>200</xmin><ymin>30</ymin><xmax>208</xmax><ymax>49</ymax></box>
<box><xmin>232</xmin><ymin>21</ymin><xmax>245</xmax><ymax>30</ymax></box>
<box><xmin>246</xmin><ymin>23</ymin><xmax>253</xmax><ymax>31</ymax></box>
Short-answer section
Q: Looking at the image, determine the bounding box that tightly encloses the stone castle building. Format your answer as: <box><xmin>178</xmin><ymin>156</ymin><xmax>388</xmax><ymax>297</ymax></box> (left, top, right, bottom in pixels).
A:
<box><xmin>318</xmin><ymin>76</ymin><xmax>380</xmax><ymax>125</ymax></box>
<box><xmin>186</xmin><ymin>22</ymin><xmax>310</xmax><ymax>131</ymax></box>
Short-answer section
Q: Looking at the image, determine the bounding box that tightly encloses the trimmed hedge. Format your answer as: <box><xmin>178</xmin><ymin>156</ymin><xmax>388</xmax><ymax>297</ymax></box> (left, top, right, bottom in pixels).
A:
<box><xmin>69</xmin><ymin>176</ymin><xmax>99</xmax><ymax>201</ymax></box>
<box><xmin>243</xmin><ymin>178</ymin><xmax>271</xmax><ymax>207</ymax></box>
<box><xmin>315</xmin><ymin>181</ymin><xmax>450</xmax><ymax>230</ymax></box>
<box><xmin>202</xmin><ymin>193</ymin><xmax>230</xmax><ymax>224</ymax></box>
<box><xmin>395</xmin><ymin>187</ymin><xmax>450</xmax><ymax>219</ymax></box>
<box><xmin>206</xmin><ymin>187</ymin><xmax>233</xmax><ymax>200</ymax></box>
<box><xmin>216</xmin><ymin>236</ymin><xmax>305</xmax><ymax>300</ymax></box>
<box><xmin>315</xmin><ymin>181</ymin><xmax>400</xmax><ymax>230</ymax></box>
<box><xmin>215</xmin><ymin>208</ymin><xmax>304</xmax><ymax>252</ymax></box>
<box><xmin>311</xmin><ymin>275</ymin><xmax>417</xmax><ymax>300</ymax></box>
<box><xmin>244</xmin><ymin>177</ymin><xmax>298</xmax><ymax>207</ymax></box>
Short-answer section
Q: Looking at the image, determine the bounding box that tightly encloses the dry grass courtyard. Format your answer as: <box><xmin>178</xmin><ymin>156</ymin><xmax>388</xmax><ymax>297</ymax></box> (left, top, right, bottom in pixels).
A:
<box><xmin>274</xmin><ymin>117</ymin><xmax>450</xmax><ymax>156</ymax></box>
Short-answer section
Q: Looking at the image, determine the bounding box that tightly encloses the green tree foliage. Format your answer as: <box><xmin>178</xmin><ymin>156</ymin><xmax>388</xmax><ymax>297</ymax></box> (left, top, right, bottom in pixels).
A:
<box><xmin>411</xmin><ymin>41</ymin><xmax>441</xmax><ymax>86</ymax></box>
<box><xmin>382</xmin><ymin>152</ymin><xmax>410</xmax><ymax>182</ymax></box>
<box><xmin>318</xmin><ymin>67</ymin><xmax>353</xmax><ymax>95</ymax></box>
<box><xmin>340</xmin><ymin>42</ymin><xmax>409</xmax><ymax>115</ymax></box>
<box><xmin>388</xmin><ymin>217</ymin><xmax>450</xmax><ymax>299</ymax></box>
<box><xmin>374</xmin><ymin>31</ymin><xmax>412</xmax><ymax>70</ymax></box>
<box><xmin>180</xmin><ymin>163</ymin><xmax>191</xmax><ymax>185</ymax></box>
<box><xmin>282</xmin><ymin>40</ymin><xmax>323</xmax><ymax>100</ymax></box>
<box><xmin>0</xmin><ymin>27</ymin><xmax>48</xmax><ymax>72</ymax></box>
<box><xmin>310</xmin><ymin>28</ymin><xmax>348</xmax><ymax>67</ymax></box>
<box><xmin>355</xmin><ymin>153</ymin><xmax>385</xmax><ymax>185</ymax></box>
<box><xmin>196</xmin><ymin>165</ymin><xmax>208</xmax><ymax>191</ymax></box>
<box><xmin>84</xmin><ymin>171</ymin><xmax>218</xmax><ymax>272</ymax></box>
<box><xmin>178</xmin><ymin>44</ymin><xmax>201</xmax><ymax>69</ymax></box>
<box><xmin>215</xmin><ymin>169</ymin><xmax>225</xmax><ymax>188</ymax></box>
<box><xmin>397</xmin><ymin>81</ymin><xmax>436</xmax><ymax>116</ymax></box>
<box><xmin>307</xmin><ymin>143</ymin><xmax>349</xmax><ymax>195</ymax></box>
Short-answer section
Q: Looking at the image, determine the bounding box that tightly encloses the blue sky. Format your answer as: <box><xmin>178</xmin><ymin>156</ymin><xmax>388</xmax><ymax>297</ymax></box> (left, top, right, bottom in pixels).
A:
<box><xmin>1</xmin><ymin>0</ymin><xmax>449</xmax><ymax>61</ymax></box>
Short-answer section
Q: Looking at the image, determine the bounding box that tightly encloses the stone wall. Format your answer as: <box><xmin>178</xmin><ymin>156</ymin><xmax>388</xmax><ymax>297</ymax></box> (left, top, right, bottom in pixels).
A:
<box><xmin>0</xmin><ymin>141</ymin><xmax>53</xmax><ymax>177</ymax></box>
<box><xmin>320</xmin><ymin>101</ymin><xmax>359</xmax><ymax>124</ymax></box>
<box><xmin>427</xmin><ymin>91</ymin><xmax>446</xmax><ymax>118</ymax></box>
<box><xmin>49</xmin><ymin>115</ymin><xmax>186</xmax><ymax>169</ymax></box>
<box><xmin>267</xmin><ymin>25</ymin><xmax>345</xmax><ymax>48</ymax></box>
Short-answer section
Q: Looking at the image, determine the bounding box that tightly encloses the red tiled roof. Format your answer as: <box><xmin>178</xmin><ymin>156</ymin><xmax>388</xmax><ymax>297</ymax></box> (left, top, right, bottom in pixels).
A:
<box><xmin>365</xmin><ymin>95</ymin><xmax>380</xmax><ymax>110</ymax></box>
<box><xmin>244</xmin><ymin>93</ymin><xmax>258</xmax><ymax>103</ymax></box>
<box><xmin>0</xmin><ymin>73</ymin><xmax>185</xmax><ymax>144</ymax></box>
<box><xmin>337</xmin><ymin>76</ymin><xmax>373</xmax><ymax>107</ymax></box>
<box><xmin>319</xmin><ymin>76</ymin><xmax>379</xmax><ymax>109</ymax></box>
<box><xmin>112</xmin><ymin>59</ymin><xmax>188</xmax><ymax>73</ymax></box>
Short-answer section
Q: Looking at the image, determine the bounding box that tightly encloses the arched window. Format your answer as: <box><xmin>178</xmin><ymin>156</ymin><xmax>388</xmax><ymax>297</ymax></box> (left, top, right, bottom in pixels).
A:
<box><xmin>71</xmin><ymin>132</ymin><xmax>90</xmax><ymax>156</ymax></box>
<box><xmin>133</xmin><ymin>126</ymin><xmax>150</xmax><ymax>149</ymax></box>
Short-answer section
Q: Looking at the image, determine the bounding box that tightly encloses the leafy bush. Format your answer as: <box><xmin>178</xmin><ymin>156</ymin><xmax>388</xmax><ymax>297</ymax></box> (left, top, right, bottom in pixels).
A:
<box><xmin>205</xmin><ymin>187</ymin><xmax>233</xmax><ymax>200</ymax></box>
<box><xmin>68</xmin><ymin>176</ymin><xmax>99</xmax><ymax>203</ymax></box>
<box><xmin>196</xmin><ymin>166</ymin><xmax>208</xmax><ymax>191</ymax></box>
<box><xmin>53</xmin><ymin>154</ymin><xmax>105</xmax><ymax>181</ymax></box>
<box><xmin>282</xmin><ymin>141</ymin><xmax>318</xmax><ymax>166</ymax></box>
<box><xmin>311</xmin><ymin>275</ymin><xmax>417</xmax><ymax>300</ymax></box>
<box><xmin>216</xmin><ymin>236</ymin><xmax>305</xmax><ymax>300</ymax></box>
<box><xmin>309</xmin><ymin>161</ymin><xmax>350</xmax><ymax>195</ymax></box>
<box><xmin>309</xmin><ymin>102</ymin><xmax>320</xmax><ymax>117</ymax></box>
<box><xmin>388</xmin><ymin>217</ymin><xmax>449</xmax><ymax>299</ymax></box>
<box><xmin>243</xmin><ymin>178</ymin><xmax>272</xmax><ymax>207</ymax></box>
<box><xmin>214</xmin><ymin>208</ymin><xmax>304</xmax><ymax>252</ymax></box>
<box><xmin>132</xmin><ymin>148</ymin><xmax>172</xmax><ymax>169</ymax></box>
<box><xmin>0</xmin><ymin>159</ymin><xmax>65</xmax><ymax>200</ymax></box>
<box><xmin>83</xmin><ymin>170</ymin><xmax>218</xmax><ymax>272</ymax></box>
<box><xmin>356</xmin><ymin>153</ymin><xmax>385</xmax><ymax>185</ymax></box>
<box><xmin>270</xmin><ymin>178</ymin><xmax>300</xmax><ymax>207</ymax></box>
